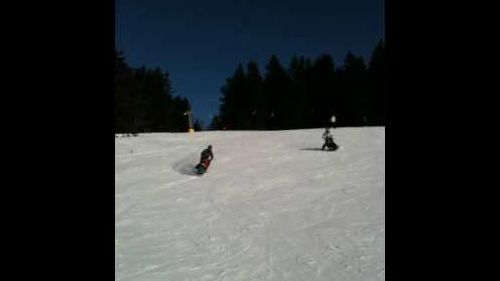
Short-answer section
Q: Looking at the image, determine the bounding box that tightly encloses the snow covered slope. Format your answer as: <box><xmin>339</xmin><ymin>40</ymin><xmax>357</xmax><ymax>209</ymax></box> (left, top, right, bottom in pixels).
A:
<box><xmin>115</xmin><ymin>127</ymin><xmax>385</xmax><ymax>281</ymax></box>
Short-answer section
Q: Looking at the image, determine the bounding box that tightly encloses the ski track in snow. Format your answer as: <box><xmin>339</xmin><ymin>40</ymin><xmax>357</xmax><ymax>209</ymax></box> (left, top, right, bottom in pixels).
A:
<box><xmin>116</xmin><ymin>128</ymin><xmax>384</xmax><ymax>281</ymax></box>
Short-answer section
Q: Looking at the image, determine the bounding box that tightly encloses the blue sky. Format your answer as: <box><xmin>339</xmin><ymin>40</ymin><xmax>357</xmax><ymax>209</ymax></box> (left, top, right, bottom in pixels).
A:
<box><xmin>116</xmin><ymin>0</ymin><xmax>384</xmax><ymax>126</ymax></box>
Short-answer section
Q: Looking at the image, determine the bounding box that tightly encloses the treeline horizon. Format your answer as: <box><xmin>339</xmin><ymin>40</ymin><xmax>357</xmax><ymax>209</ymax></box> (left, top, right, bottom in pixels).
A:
<box><xmin>115</xmin><ymin>40</ymin><xmax>384</xmax><ymax>134</ymax></box>
<box><xmin>211</xmin><ymin>40</ymin><xmax>385</xmax><ymax>130</ymax></box>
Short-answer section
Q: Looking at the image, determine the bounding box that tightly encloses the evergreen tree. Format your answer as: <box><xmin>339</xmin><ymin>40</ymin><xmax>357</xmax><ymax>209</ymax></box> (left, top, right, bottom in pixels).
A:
<box><xmin>263</xmin><ymin>55</ymin><xmax>291</xmax><ymax>129</ymax></box>
<box><xmin>245</xmin><ymin>61</ymin><xmax>264</xmax><ymax>129</ymax></box>
<box><xmin>219</xmin><ymin>64</ymin><xmax>246</xmax><ymax>130</ymax></box>
<box><xmin>367</xmin><ymin>40</ymin><xmax>385</xmax><ymax>125</ymax></box>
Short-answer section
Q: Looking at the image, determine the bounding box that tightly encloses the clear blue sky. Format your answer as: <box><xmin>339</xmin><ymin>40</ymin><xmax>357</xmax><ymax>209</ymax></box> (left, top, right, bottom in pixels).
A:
<box><xmin>116</xmin><ymin>0</ymin><xmax>384</xmax><ymax>127</ymax></box>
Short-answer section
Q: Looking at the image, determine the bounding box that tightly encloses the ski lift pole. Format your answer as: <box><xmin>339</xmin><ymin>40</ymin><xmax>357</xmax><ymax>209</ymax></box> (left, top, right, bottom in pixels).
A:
<box><xmin>184</xmin><ymin>110</ymin><xmax>194</xmax><ymax>133</ymax></box>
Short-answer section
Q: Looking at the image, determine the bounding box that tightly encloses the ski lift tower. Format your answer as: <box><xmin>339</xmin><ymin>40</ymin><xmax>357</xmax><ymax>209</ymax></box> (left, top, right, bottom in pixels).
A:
<box><xmin>184</xmin><ymin>110</ymin><xmax>195</xmax><ymax>133</ymax></box>
<box><xmin>330</xmin><ymin>115</ymin><xmax>336</xmax><ymax>128</ymax></box>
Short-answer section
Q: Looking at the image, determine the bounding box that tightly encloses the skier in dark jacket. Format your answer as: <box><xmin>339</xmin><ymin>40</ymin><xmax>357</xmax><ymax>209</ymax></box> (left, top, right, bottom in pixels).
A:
<box><xmin>200</xmin><ymin>145</ymin><xmax>213</xmax><ymax>162</ymax></box>
<box><xmin>196</xmin><ymin>145</ymin><xmax>214</xmax><ymax>173</ymax></box>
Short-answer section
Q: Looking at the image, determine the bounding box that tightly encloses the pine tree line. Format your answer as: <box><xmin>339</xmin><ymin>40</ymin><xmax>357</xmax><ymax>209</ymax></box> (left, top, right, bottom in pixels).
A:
<box><xmin>115</xmin><ymin>51</ymin><xmax>198</xmax><ymax>133</ymax></box>
<box><xmin>212</xmin><ymin>40</ymin><xmax>385</xmax><ymax>130</ymax></box>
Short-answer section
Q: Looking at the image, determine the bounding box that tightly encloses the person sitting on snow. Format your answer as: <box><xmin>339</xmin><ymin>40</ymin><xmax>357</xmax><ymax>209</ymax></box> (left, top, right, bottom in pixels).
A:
<box><xmin>322</xmin><ymin>128</ymin><xmax>337</xmax><ymax>150</ymax></box>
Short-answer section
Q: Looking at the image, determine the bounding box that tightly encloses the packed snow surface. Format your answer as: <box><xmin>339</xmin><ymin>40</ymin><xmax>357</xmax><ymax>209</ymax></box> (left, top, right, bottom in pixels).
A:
<box><xmin>116</xmin><ymin>127</ymin><xmax>384</xmax><ymax>281</ymax></box>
